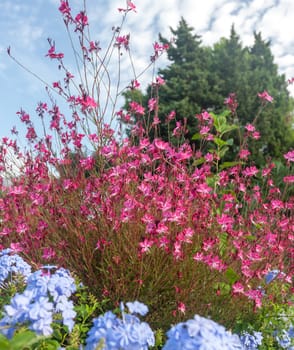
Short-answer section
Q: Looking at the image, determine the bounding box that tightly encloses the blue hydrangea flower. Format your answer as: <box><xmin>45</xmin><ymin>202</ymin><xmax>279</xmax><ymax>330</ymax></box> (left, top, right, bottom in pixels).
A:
<box><xmin>126</xmin><ymin>301</ymin><xmax>149</xmax><ymax>316</ymax></box>
<box><xmin>28</xmin><ymin>296</ymin><xmax>54</xmax><ymax>336</ymax></box>
<box><xmin>85</xmin><ymin>302</ymin><xmax>155</xmax><ymax>350</ymax></box>
<box><xmin>0</xmin><ymin>249</ymin><xmax>31</xmax><ymax>283</ymax></box>
<box><xmin>0</xmin><ymin>315</ymin><xmax>16</xmax><ymax>339</ymax></box>
<box><xmin>55</xmin><ymin>295</ymin><xmax>76</xmax><ymax>332</ymax></box>
<box><xmin>4</xmin><ymin>290</ymin><xmax>33</xmax><ymax>324</ymax></box>
<box><xmin>163</xmin><ymin>314</ymin><xmax>244</xmax><ymax>350</ymax></box>
<box><xmin>47</xmin><ymin>267</ymin><xmax>77</xmax><ymax>301</ymax></box>
<box><xmin>275</xmin><ymin>328</ymin><xmax>294</xmax><ymax>349</ymax></box>
<box><xmin>0</xmin><ymin>263</ymin><xmax>77</xmax><ymax>338</ymax></box>
<box><xmin>26</xmin><ymin>270</ymin><xmax>50</xmax><ymax>299</ymax></box>
<box><xmin>265</xmin><ymin>269</ymin><xmax>279</xmax><ymax>284</ymax></box>
<box><xmin>240</xmin><ymin>331</ymin><xmax>263</xmax><ymax>349</ymax></box>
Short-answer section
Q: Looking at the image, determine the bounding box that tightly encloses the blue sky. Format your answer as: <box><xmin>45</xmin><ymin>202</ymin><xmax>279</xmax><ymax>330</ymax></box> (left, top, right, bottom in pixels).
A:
<box><xmin>0</xmin><ymin>0</ymin><xmax>294</xmax><ymax>140</ymax></box>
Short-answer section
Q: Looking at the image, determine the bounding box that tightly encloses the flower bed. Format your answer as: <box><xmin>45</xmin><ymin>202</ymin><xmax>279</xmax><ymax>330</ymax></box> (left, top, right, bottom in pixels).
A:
<box><xmin>0</xmin><ymin>249</ymin><xmax>293</xmax><ymax>349</ymax></box>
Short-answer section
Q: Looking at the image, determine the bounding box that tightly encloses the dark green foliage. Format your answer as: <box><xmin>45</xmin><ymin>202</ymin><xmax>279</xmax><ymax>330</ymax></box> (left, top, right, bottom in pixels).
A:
<box><xmin>123</xmin><ymin>20</ymin><xmax>294</xmax><ymax>165</ymax></box>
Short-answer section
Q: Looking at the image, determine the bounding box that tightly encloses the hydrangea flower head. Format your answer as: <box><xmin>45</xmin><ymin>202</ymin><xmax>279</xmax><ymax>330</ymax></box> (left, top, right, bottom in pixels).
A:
<box><xmin>163</xmin><ymin>314</ymin><xmax>243</xmax><ymax>350</ymax></box>
<box><xmin>0</xmin><ymin>259</ymin><xmax>77</xmax><ymax>338</ymax></box>
<box><xmin>275</xmin><ymin>327</ymin><xmax>294</xmax><ymax>349</ymax></box>
<box><xmin>0</xmin><ymin>249</ymin><xmax>31</xmax><ymax>283</ymax></box>
<box><xmin>85</xmin><ymin>301</ymin><xmax>154</xmax><ymax>350</ymax></box>
<box><xmin>240</xmin><ymin>331</ymin><xmax>263</xmax><ymax>349</ymax></box>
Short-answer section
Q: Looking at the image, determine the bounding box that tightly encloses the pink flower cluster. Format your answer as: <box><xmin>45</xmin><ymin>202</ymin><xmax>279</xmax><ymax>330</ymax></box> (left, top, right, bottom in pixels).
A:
<box><xmin>0</xmin><ymin>113</ymin><xmax>293</xmax><ymax>310</ymax></box>
<box><xmin>1</xmin><ymin>0</ymin><xmax>292</xmax><ymax>322</ymax></box>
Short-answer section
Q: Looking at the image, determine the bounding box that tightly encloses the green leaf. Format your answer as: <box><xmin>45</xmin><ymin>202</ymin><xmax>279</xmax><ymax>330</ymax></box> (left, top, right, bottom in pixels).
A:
<box><xmin>192</xmin><ymin>157</ymin><xmax>205</xmax><ymax>166</ymax></box>
<box><xmin>213</xmin><ymin>282</ymin><xmax>231</xmax><ymax>295</ymax></box>
<box><xmin>219</xmin><ymin>124</ymin><xmax>238</xmax><ymax>135</ymax></box>
<box><xmin>213</xmin><ymin>137</ymin><xmax>228</xmax><ymax>147</ymax></box>
<box><xmin>9</xmin><ymin>330</ymin><xmax>37</xmax><ymax>350</ymax></box>
<box><xmin>245</xmin><ymin>235</ymin><xmax>256</xmax><ymax>241</ymax></box>
<box><xmin>219</xmin><ymin>232</ymin><xmax>228</xmax><ymax>257</ymax></box>
<box><xmin>36</xmin><ymin>339</ymin><xmax>60</xmax><ymax>350</ymax></box>
<box><xmin>52</xmin><ymin>328</ymin><xmax>63</xmax><ymax>342</ymax></box>
<box><xmin>225</xmin><ymin>268</ymin><xmax>240</xmax><ymax>285</ymax></box>
<box><xmin>206</xmin><ymin>175</ymin><xmax>218</xmax><ymax>188</ymax></box>
<box><xmin>191</xmin><ymin>132</ymin><xmax>202</xmax><ymax>140</ymax></box>
<box><xmin>219</xmin><ymin>146</ymin><xmax>229</xmax><ymax>158</ymax></box>
<box><xmin>213</xmin><ymin>115</ymin><xmax>227</xmax><ymax>133</ymax></box>
<box><xmin>219</xmin><ymin>161</ymin><xmax>241</xmax><ymax>170</ymax></box>
<box><xmin>226</xmin><ymin>138</ymin><xmax>234</xmax><ymax>146</ymax></box>
<box><xmin>0</xmin><ymin>334</ymin><xmax>10</xmax><ymax>350</ymax></box>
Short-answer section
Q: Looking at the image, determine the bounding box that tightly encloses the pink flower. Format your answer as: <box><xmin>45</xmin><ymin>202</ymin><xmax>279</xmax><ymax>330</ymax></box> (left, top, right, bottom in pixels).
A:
<box><xmin>152</xmin><ymin>117</ymin><xmax>160</xmax><ymax>126</ymax></box>
<box><xmin>26</xmin><ymin>127</ymin><xmax>37</xmax><ymax>140</ymax></box>
<box><xmin>245</xmin><ymin>289</ymin><xmax>263</xmax><ymax>308</ymax></box>
<box><xmin>129</xmin><ymin>101</ymin><xmax>145</xmax><ymax>115</ymax></box>
<box><xmin>200</xmin><ymin>126</ymin><xmax>210</xmax><ymax>135</ymax></box>
<box><xmin>224</xmin><ymin>93</ymin><xmax>238</xmax><ymax>113</ymax></box>
<box><xmin>148</xmin><ymin>98</ymin><xmax>157</xmax><ymax>112</ymax></box>
<box><xmin>16</xmin><ymin>222</ymin><xmax>29</xmax><ymax>234</ymax></box>
<box><xmin>242</xmin><ymin>166</ymin><xmax>259</xmax><ymax>177</ymax></box>
<box><xmin>257</xmin><ymin>90</ymin><xmax>273</xmax><ymax>103</ymax></box>
<box><xmin>115</xmin><ymin>35</ymin><xmax>129</xmax><ymax>50</ymax></box>
<box><xmin>53</xmin><ymin>81</ymin><xmax>61</xmax><ymax>89</ymax></box>
<box><xmin>200</xmin><ymin>111</ymin><xmax>213</xmax><ymax>121</ymax></box>
<box><xmin>139</xmin><ymin>238</ymin><xmax>153</xmax><ymax>253</ymax></box>
<box><xmin>205</xmin><ymin>255</ymin><xmax>226</xmax><ymax>271</ymax></box>
<box><xmin>0</xmin><ymin>227</ymin><xmax>12</xmax><ymax>236</ymax></box>
<box><xmin>127</xmin><ymin>0</ymin><xmax>137</xmax><ymax>12</ymax></box>
<box><xmin>193</xmin><ymin>252</ymin><xmax>204</xmax><ymax>262</ymax></box>
<box><xmin>202</xmin><ymin>239</ymin><xmax>216</xmax><ymax>251</ymax></box>
<box><xmin>204</xmin><ymin>153</ymin><xmax>213</xmax><ymax>162</ymax></box>
<box><xmin>72</xmin><ymin>95</ymin><xmax>97</xmax><ymax>112</ymax></box>
<box><xmin>283</xmin><ymin>175</ymin><xmax>294</xmax><ymax>183</ymax></box>
<box><xmin>17</xmin><ymin>110</ymin><xmax>30</xmax><ymax>123</ymax></box>
<box><xmin>42</xmin><ymin>247</ymin><xmax>56</xmax><ymax>260</ymax></box>
<box><xmin>75</xmin><ymin>12</ymin><xmax>88</xmax><ymax>27</ymax></box>
<box><xmin>196</xmin><ymin>183</ymin><xmax>212</xmax><ymax>195</ymax></box>
<box><xmin>89</xmin><ymin>41</ymin><xmax>100</xmax><ymax>52</ymax></box>
<box><xmin>131</xmin><ymin>79</ymin><xmax>140</xmax><ymax>89</ymax></box>
<box><xmin>239</xmin><ymin>149</ymin><xmax>251</xmax><ymax>160</ymax></box>
<box><xmin>232</xmin><ymin>282</ymin><xmax>244</xmax><ymax>294</ymax></box>
<box><xmin>10</xmin><ymin>243</ymin><xmax>23</xmax><ymax>252</ymax></box>
<box><xmin>177</xmin><ymin>302</ymin><xmax>186</xmax><ymax>314</ymax></box>
<box><xmin>155</xmin><ymin>76</ymin><xmax>165</xmax><ymax>86</ymax></box>
<box><xmin>173</xmin><ymin>241</ymin><xmax>182</xmax><ymax>260</ymax></box>
<box><xmin>9</xmin><ymin>186</ymin><xmax>27</xmax><ymax>195</ymax></box>
<box><xmin>245</xmin><ymin>124</ymin><xmax>255</xmax><ymax>132</ymax></box>
<box><xmin>252</xmin><ymin>131</ymin><xmax>261</xmax><ymax>140</ymax></box>
<box><xmin>154</xmin><ymin>138</ymin><xmax>169</xmax><ymax>150</ymax></box>
<box><xmin>166</xmin><ymin>110</ymin><xmax>176</xmax><ymax>122</ymax></box>
<box><xmin>59</xmin><ymin>0</ymin><xmax>71</xmax><ymax>15</ymax></box>
<box><xmin>151</xmin><ymin>42</ymin><xmax>169</xmax><ymax>61</ymax></box>
<box><xmin>271</xmin><ymin>200</ymin><xmax>284</xmax><ymax>210</ymax></box>
<box><xmin>46</xmin><ymin>45</ymin><xmax>64</xmax><ymax>59</ymax></box>
<box><xmin>80</xmin><ymin>157</ymin><xmax>95</xmax><ymax>170</ymax></box>
<box><xmin>118</xmin><ymin>0</ymin><xmax>137</xmax><ymax>13</ymax></box>
<box><xmin>284</xmin><ymin>150</ymin><xmax>294</xmax><ymax>162</ymax></box>
<box><xmin>217</xmin><ymin>214</ymin><xmax>234</xmax><ymax>230</ymax></box>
